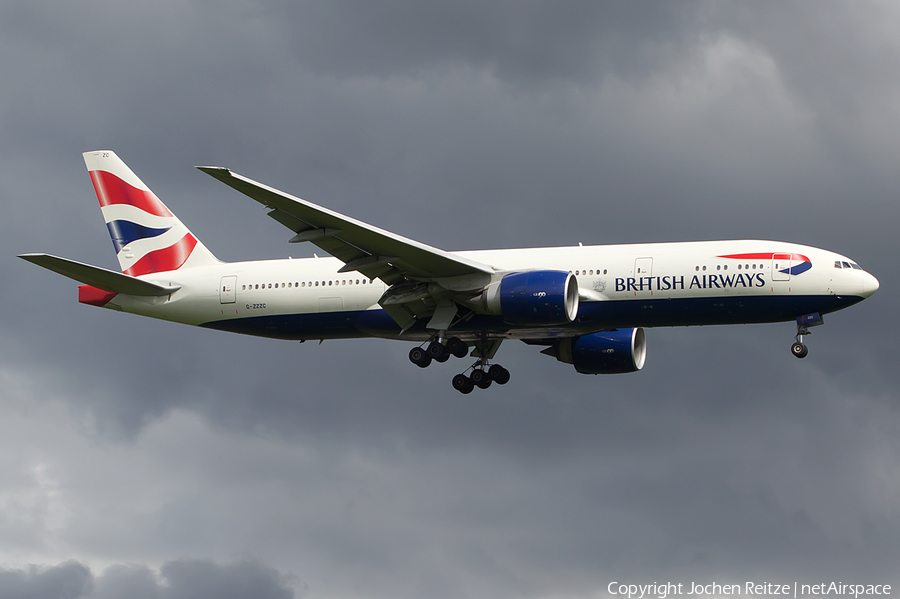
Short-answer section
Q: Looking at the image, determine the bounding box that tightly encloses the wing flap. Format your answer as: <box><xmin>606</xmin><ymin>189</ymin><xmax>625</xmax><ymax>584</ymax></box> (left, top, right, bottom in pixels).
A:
<box><xmin>18</xmin><ymin>253</ymin><xmax>180</xmax><ymax>296</ymax></box>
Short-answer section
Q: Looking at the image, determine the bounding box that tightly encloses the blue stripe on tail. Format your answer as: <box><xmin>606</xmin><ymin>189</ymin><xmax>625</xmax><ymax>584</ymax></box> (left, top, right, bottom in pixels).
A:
<box><xmin>106</xmin><ymin>220</ymin><xmax>171</xmax><ymax>253</ymax></box>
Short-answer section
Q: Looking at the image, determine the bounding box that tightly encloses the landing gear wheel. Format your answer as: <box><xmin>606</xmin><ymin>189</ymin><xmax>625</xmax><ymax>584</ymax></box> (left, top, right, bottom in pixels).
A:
<box><xmin>452</xmin><ymin>373</ymin><xmax>474</xmax><ymax>394</ymax></box>
<box><xmin>488</xmin><ymin>364</ymin><xmax>510</xmax><ymax>385</ymax></box>
<box><xmin>791</xmin><ymin>342</ymin><xmax>808</xmax><ymax>359</ymax></box>
<box><xmin>471</xmin><ymin>369</ymin><xmax>493</xmax><ymax>389</ymax></box>
<box><xmin>427</xmin><ymin>340</ymin><xmax>447</xmax><ymax>360</ymax></box>
<box><xmin>409</xmin><ymin>346</ymin><xmax>432</xmax><ymax>368</ymax></box>
<box><xmin>446</xmin><ymin>337</ymin><xmax>468</xmax><ymax>358</ymax></box>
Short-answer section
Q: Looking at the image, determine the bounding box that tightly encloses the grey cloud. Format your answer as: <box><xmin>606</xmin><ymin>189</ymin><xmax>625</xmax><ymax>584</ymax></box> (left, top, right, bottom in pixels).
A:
<box><xmin>0</xmin><ymin>561</ymin><xmax>92</xmax><ymax>599</ymax></box>
<box><xmin>0</xmin><ymin>560</ymin><xmax>295</xmax><ymax>599</ymax></box>
<box><xmin>265</xmin><ymin>0</ymin><xmax>701</xmax><ymax>84</ymax></box>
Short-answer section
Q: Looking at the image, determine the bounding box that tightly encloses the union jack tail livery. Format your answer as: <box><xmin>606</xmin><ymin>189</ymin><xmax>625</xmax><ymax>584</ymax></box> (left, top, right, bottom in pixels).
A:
<box><xmin>84</xmin><ymin>151</ymin><xmax>218</xmax><ymax>275</ymax></box>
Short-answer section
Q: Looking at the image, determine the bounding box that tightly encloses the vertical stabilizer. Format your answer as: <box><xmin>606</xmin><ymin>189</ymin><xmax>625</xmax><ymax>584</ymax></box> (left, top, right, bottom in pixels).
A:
<box><xmin>83</xmin><ymin>150</ymin><xmax>218</xmax><ymax>275</ymax></box>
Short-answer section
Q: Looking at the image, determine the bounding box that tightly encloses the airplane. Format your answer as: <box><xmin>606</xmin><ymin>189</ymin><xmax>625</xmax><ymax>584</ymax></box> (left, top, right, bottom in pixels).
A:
<box><xmin>20</xmin><ymin>151</ymin><xmax>880</xmax><ymax>393</ymax></box>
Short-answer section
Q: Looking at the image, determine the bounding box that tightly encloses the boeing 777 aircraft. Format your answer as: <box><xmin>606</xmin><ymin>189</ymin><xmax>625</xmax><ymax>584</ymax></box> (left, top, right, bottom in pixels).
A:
<box><xmin>20</xmin><ymin>151</ymin><xmax>879</xmax><ymax>393</ymax></box>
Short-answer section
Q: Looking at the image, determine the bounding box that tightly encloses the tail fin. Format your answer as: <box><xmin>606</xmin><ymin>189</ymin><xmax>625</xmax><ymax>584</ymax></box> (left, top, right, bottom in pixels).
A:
<box><xmin>83</xmin><ymin>150</ymin><xmax>219</xmax><ymax>276</ymax></box>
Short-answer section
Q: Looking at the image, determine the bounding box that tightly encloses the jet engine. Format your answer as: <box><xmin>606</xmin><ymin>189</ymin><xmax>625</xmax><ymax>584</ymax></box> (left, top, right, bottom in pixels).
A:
<box><xmin>481</xmin><ymin>270</ymin><xmax>579</xmax><ymax>326</ymax></box>
<box><xmin>542</xmin><ymin>328</ymin><xmax>647</xmax><ymax>374</ymax></box>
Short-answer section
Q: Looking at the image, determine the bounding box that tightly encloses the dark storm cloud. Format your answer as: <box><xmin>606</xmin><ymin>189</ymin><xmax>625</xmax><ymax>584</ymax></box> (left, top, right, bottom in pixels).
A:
<box><xmin>0</xmin><ymin>560</ymin><xmax>294</xmax><ymax>599</ymax></box>
<box><xmin>0</xmin><ymin>561</ymin><xmax>92</xmax><ymax>599</ymax></box>
<box><xmin>265</xmin><ymin>0</ymin><xmax>699</xmax><ymax>84</ymax></box>
<box><xmin>1</xmin><ymin>0</ymin><xmax>899</xmax><ymax>597</ymax></box>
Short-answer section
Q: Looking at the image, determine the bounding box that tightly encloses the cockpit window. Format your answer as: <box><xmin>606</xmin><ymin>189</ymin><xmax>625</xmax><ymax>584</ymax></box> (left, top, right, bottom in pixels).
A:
<box><xmin>835</xmin><ymin>261</ymin><xmax>865</xmax><ymax>271</ymax></box>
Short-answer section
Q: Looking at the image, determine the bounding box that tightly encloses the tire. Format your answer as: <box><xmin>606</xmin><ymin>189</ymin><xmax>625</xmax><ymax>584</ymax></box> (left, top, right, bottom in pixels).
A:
<box><xmin>452</xmin><ymin>374</ymin><xmax>473</xmax><ymax>394</ymax></box>
<box><xmin>791</xmin><ymin>342</ymin><xmax>808</xmax><ymax>359</ymax></box>
<box><xmin>427</xmin><ymin>340</ymin><xmax>446</xmax><ymax>360</ymax></box>
<box><xmin>446</xmin><ymin>337</ymin><xmax>468</xmax><ymax>358</ymax></box>
<box><xmin>489</xmin><ymin>364</ymin><xmax>510</xmax><ymax>385</ymax></box>
<box><xmin>471</xmin><ymin>369</ymin><xmax>492</xmax><ymax>389</ymax></box>
<box><xmin>409</xmin><ymin>346</ymin><xmax>431</xmax><ymax>368</ymax></box>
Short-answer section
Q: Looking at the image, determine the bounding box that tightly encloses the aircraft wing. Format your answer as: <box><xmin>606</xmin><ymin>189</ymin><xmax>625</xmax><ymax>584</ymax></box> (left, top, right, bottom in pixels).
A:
<box><xmin>197</xmin><ymin>167</ymin><xmax>495</xmax><ymax>285</ymax></box>
<box><xmin>18</xmin><ymin>253</ymin><xmax>180</xmax><ymax>296</ymax></box>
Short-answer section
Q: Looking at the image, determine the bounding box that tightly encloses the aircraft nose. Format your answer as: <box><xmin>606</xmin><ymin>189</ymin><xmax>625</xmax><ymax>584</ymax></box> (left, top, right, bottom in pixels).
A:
<box><xmin>861</xmin><ymin>272</ymin><xmax>880</xmax><ymax>298</ymax></box>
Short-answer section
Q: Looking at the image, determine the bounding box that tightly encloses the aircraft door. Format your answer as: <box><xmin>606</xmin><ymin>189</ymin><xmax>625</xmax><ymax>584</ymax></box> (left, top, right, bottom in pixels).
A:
<box><xmin>772</xmin><ymin>254</ymin><xmax>791</xmax><ymax>281</ymax></box>
<box><xmin>635</xmin><ymin>257</ymin><xmax>652</xmax><ymax>278</ymax></box>
<box><xmin>219</xmin><ymin>275</ymin><xmax>237</xmax><ymax>303</ymax></box>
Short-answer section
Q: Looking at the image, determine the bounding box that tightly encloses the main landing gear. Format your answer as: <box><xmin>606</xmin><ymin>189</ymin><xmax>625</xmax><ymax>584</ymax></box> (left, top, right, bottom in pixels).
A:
<box><xmin>409</xmin><ymin>337</ymin><xmax>467</xmax><ymax>368</ymax></box>
<box><xmin>408</xmin><ymin>336</ymin><xmax>511</xmax><ymax>393</ymax></box>
<box><xmin>451</xmin><ymin>363</ymin><xmax>511</xmax><ymax>394</ymax></box>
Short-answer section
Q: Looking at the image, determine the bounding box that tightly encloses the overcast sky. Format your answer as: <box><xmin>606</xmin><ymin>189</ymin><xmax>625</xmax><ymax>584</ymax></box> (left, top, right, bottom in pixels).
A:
<box><xmin>1</xmin><ymin>1</ymin><xmax>899</xmax><ymax>598</ymax></box>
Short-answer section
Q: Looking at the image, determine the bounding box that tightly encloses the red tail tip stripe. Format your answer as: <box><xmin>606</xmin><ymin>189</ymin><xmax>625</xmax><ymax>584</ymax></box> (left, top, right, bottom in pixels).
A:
<box><xmin>89</xmin><ymin>170</ymin><xmax>173</xmax><ymax>218</ymax></box>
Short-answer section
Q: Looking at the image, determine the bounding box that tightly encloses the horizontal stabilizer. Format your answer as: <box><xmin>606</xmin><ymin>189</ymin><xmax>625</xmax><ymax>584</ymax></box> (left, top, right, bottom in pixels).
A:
<box><xmin>18</xmin><ymin>253</ymin><xmax>180</xmax><ymax>296</ymax></box>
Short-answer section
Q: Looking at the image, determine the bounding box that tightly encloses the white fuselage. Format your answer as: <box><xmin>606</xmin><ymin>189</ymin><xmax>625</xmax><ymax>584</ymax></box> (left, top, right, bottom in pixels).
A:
<box><xmin>104</xmin><ymin>239</ymin><xmax>878</xmax><ymax>342</ymax></box>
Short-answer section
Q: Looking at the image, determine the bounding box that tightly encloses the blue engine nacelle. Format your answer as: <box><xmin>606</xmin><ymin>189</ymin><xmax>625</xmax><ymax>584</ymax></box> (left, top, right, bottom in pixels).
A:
<box><xmin>484</xmin><ymin>270</ymin><xmax>579</xmax><ymax>325</ymax></box>
<box><xmin>542</xmin><ymin>328</ymin><xmax>647</xmax><ymax>374</ymax></box>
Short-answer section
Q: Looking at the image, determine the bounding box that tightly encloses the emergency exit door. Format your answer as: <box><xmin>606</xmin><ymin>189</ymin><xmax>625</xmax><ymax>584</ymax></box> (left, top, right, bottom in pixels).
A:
<box><xmin>219</xmin><ymin>275</ymin><xmax>237</xmax><ymax>303</ymax></box>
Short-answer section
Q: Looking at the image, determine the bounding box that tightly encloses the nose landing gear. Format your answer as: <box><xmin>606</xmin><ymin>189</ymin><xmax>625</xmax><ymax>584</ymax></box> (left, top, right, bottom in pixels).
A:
<box><xmin>791</xmin><ymin>338</ymin><xmax>809</xmax><ymax>359</ymax></box>
<box><xmin>791</xmin><ymin>312</ymin><xmax>823</xmax><ymax>359</ymax></box>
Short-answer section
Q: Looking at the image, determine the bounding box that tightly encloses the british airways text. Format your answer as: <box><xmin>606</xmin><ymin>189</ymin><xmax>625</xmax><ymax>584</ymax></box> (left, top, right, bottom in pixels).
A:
<box><xmin>615</xmin><ymin>273</ymin><xmax>766</xmax><ymax>293</ymax></box>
